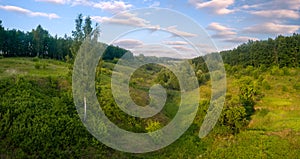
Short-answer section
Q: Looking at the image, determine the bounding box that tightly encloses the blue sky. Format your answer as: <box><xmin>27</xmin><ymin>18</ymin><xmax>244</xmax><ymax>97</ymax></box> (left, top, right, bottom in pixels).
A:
<box><xmin>0</xmin><ymin>0</ymin><xmax>299</xmax><ymax>52</ymax></box>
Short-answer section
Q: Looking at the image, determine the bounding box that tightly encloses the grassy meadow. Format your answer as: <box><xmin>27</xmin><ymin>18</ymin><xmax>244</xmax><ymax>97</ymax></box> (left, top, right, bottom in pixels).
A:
<box><xmin>1</xmin><ymin>57</ymin><xmax>300</xmax><ymax>158</ymax></box>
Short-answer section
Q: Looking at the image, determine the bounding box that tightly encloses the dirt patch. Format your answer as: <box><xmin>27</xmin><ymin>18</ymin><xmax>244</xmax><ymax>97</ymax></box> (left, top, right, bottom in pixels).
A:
<box><xmin>266</xmin><ymin>129</ymin><xmax>293</xmax><ymax>138</ymax></box>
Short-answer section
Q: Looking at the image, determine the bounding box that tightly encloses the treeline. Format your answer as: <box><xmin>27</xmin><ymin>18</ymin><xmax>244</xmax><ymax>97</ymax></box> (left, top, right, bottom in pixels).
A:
<box><xmin>0</xmin><ymin>20</ymin><xmax>72</xmax><ymax>60</ymax></box>
<box><xmin>220</xmin><ymin>34</ymin><xmax>300</xmax><ymax>68</ymax></box>
<box><xmin>0</xmin><ymin>15</ymin><xmax>132</xmax><ymax>61</ymax></box>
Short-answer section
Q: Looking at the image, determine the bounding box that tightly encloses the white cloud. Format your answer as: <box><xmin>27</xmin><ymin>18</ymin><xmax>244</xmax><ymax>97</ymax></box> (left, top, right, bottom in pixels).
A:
<box><xmin>163</xmin><ymin>41</ymin><xmax>189</xmax><ymax>45</ymax></box>
<box><xmin>284</xmin><ymin>0</ymin><xmax>300</xmax><ymax>10</ymax></box>
<box><xmin>241</xmin><ymin>0</ymin><xmax>300</xmax><ymax>11</ymax></box>
<box><xmin>71</xmin><ymin>0</ymin><xmax>93</xmax><ymax>6</ymax></box>
<box><xmin>225</xmin><ymin>36</ymin><xmax>258</xmax><ymax>43</ymax></box>
<box><xmin>112</xmin><ymin>39</ymin><xmax>144</xmax><ymax>49</ymax></box>
<box><xmin>36</xmin><ymin>0</ymin><xmax>133</xmax><ymax>13</ymax></box>
<box><xmin>149</xmin><ymin>1</ymin><xmax>160</xmax><ymax>8</ymax></box>
<box><xmin>162</xmin><ymin>40</ymin><xmax>198</xmax><ymax>56</ymax></box>
<box><xmin>207</xmin><ymin>22</ymin><xmax>236</xmax><ymax>38</ymax></box>
<box><xmin>172</xmin><ymin>45</ymin><xmax>195</xmax><ymax>52</ymax></box>
<box><xmin>91</xmin><ymin>12</ymin><xmax>150</xmax><ymax>27</ymax></box>
<box><xmin>189</xmin><ymin>0</ymin><xmax>235</xmax><ymax>15</ymax></box>
<box><xmin>165</xmin><ymin>26</ymin><xmax>197</xmax><ymax>37</ymax></box>
<box><xmin>92</xmin><ymin>1</ymin><xmax>132</xmax><ymax>13</ymax></box>
<box><xmin>91</xmin><ymin>14</ymin><xmax>197</xmax><ymax>38</ymax></box>
<box><xmin>0</xmin><ymin>5</ymin><xmax>60</xmax><ymax>19</ymax></box>
<box><xmin>35</xmin><ymin>0</ymin><xmax>69</xmax><ymax>5</ymax></box>
<box><xmin>240</xmin><ymin>4</ymin><xmax>262</xmax><ymax>9</ymax></box>
<box><xmin>244</xmin><ymin>22</ymin><xmax>300</xmax><ymax>35</ymax></box>
<box><xmin>250</xmin><ymin>10</ymin><xmax>300</xmax><ymax>19</ymax></box>
<box><xmin>73</xmin><ymin>0</ymin><xmax>132</xmax><ymax>13</ymax></box>
<box><xmin>207</xmin><ymin>22</ymin><xmax>258</xmax><ymax>43</ymax></box>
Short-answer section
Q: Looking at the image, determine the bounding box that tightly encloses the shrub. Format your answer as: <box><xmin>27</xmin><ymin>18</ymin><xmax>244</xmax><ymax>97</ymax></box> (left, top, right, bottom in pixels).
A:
<box><xmin>34</xmin><ymin>62</ymin><xmax>42</xmax><ymax>69</ymax></box>
<box><xmin>219</xmin><ymin>104</ymin><xmax>248</xmax><ymax>134</ymax></box>
<box><xmin>32</xmin><ymin>56</ymin><xmax>39</xmax><ymax>62</ymax></box>
<box><xmin>34</xmin><ymin>62</ymin><xmax>41</xmax><ymax>69</ymax></box>
<box><xmin>42</xmin><ymin>62</ymin><xmax>47</xmax><ymax>69</ymax></box>
<box><xmin>0</xmin><ymin>55</ymin><xmax>3</xmax><ymax>59</ymax></box>
<box><xmin>239</xmin><ymin>83</ymin><xmax>256</xmax><ymax>118</ymax></box>
<box><xmin>145</xmin><ymin>120</ymin><xmax>162</xmax><ymax>143</ymax></box>
<box><xmin>270</xmin><ymin>66</ymin><xmax>284</xmax><ymax>76</ymax></box>
<box><xmin>282</xmin><ymin>85</ymin><xmax>288</xmax><ymax>92</ymax></box>
<box><xmin>293</xmin><ymin>82</ymin><xmax>300</xmax><ymax>90</ymax></box>
<box><xmin>282</xmin><ymin>67</ymin><xmax>290</xmax><ymax>76</ymax></box>
<box><xmin>262</xmin><ymin>79</ymin><xmax>271</xmax><ymax>90</ymax></box>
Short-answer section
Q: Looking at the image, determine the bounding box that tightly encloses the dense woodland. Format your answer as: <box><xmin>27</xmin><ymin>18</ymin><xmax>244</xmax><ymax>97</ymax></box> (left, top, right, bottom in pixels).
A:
<box><xmin>220</xmin><ymin>34</ymin><xmax>300</xmax><ymax>68</ymax></box>
<box><xmin>0</xmin><ymin>14</ymin><xmax>130</xmax><ymax>62</ymax></box>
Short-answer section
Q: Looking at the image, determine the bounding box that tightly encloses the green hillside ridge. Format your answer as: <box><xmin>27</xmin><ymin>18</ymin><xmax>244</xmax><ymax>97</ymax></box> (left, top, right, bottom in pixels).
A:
<box><xmin>1</xmin><ymin>53</ymin><xmax>300</xmax><ymax>158</ymax></box>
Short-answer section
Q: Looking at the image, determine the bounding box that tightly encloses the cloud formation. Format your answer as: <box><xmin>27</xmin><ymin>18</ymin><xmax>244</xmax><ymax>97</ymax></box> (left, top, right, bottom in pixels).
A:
<box><xmin>165</xmin><ymin>26</ymin><xmax>198</xmax><ymax>37</ymax></box>
<box><xmin>112</xmin><ymin>39</ymin><xmax>144</xmax><ymax>49</ymax></box>
<box><xmin>189</xmin><ymin>0</ymin><xmax>235</xmax><ymax>15</ymax></box>
<box><xmin>244</xmin><ymin>23</ymin><xmax>300</xmax><ymax>35</ymax></box>
<box><xmin>207</xmin><ymin>22</ymin><xmax>236</xmax><ymax>38</ymax></box>
<box><xmin>0</xmin><ymin>5</ymin><xmax>60</xmax><ymax>19</ymax></box>
<box><xmin>91</xmin><ymin>12</ymin><xmax>150</xmax><ymax>27</ymax></box>
<box><xmin>250</xmin><ymin>10</ymin><xmax>300</xmax><ymax>19</ymax></box>
<box><xmin>207</xmin><ymin>22</ymin><xmax>257</xmax><ymax>43</ymax></box>
<box><xmin>163</xmin><ymin>41</ymin><xmax>189</xmax><ymax>45</ymax></box>
<box><xmin>36</xmin><ymin>0</ymin><xmax>133</xmax><ymax>13</ymax></box>
<box><xmin>91</xmin><ymin>14</ymin><xmax>197</xmax><ymax>38</ymax></box>
<box><xmin>92</xmin><ymin>1</ymin><xmax>133</xmax><ymax>13</ymax></box>
<box><xmin>35</xmin><ymin>0</ymin><xmax>69</xmax><ymax>5</ymax></box>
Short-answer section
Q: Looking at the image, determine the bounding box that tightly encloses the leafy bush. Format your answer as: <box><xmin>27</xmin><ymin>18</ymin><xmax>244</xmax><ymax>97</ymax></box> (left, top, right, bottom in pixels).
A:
<box><xmin>42</xmin><ymin>62</ymin><xmax>47</xmax><ymax>69</ymax></box>
<box><xmin>270</xmin><ymin>66</ymin><xmax>284</xmax><ymax>76</ymax></box>
<box><xmin>0</xmin><ymin>77</ymin><xmax>109</xmax><ymax>158</ymax></box>
<box><xmin>219</xmin><ymin>98</ymin><xmax>248</xmax><ymax>134</ymax></box>
<box><xmin>282</xmin><ymin>85</ymin><xmax>288</xmax><ymax>92</ymax></box>
<box><xmin>262</xmin><ymin>79</ymin><xmax>271</xmax><ymax>90</ymax></box>
<box><xmin>282</xmin><ymin>67</ymin><xmax>290</xmax><ymax>76</ymax></box>
<box><xmin>34</xmin><ymin>62</ymin><xmax>41</xmax><ymax>69</ymax></box>
<box><xmin>32</xmin><ymin>56</ymin><xmax>39</xmax><ymax>62</ymax></box>
<box><xmin>293</xmin><ymin>82</ymin><xmax>300</xmax><ymax>90</ymax></box>
<box><xmin>238</xmin><ymin>78</ymin><xmax>258</xmax><ymax>118</ymax></box>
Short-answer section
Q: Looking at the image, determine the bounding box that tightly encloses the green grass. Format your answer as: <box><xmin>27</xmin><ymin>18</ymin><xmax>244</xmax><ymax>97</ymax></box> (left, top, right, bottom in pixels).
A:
<box><xmin>205</xmin><ymin>130</ymin><xmax>300</xmax><ymax>159</ymax></box>
<box><xmin>2</xmin><ymin>57</ymin><xmax>300</xmax><ymax>158</ymax></box>
<box><xmin>0</xmin><ymin>57</ymin><xmax>69</xmax><ymax>78</ymax></box>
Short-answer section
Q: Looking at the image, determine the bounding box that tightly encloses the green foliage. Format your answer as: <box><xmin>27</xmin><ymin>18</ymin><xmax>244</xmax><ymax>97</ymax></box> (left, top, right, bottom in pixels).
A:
<box><xmin>238</xmin><ymin>77</ymin><xmax>258</xmax><ymax>118</ymax></box>
<box><xmin>34</xmin><ymin>62</ymin><xmax>41</xmax><ymax>69</ymax></box>
<box><xmin>156</xmin><ymin>68</ymin><xmax>180</xmax><ymax>90</ymax></box>
<box><xmin>32</xmin><ymin>56</ymin><xmax>39</xmax><ymax>62</ymax></box>
<box><xmin>220</xmin><ymin>105</ymin><xmax>248</xmax><ymax>134</ymax></box>
<box><xmin>293</xmin><ymin>82</ymin><xmax>300</xmax><ymax>90</ymax></box>
<box><xmin>0</xmin><ymin>23</ymin><xmax>72</xmax><ymax>60</ymax></box>
<box><xmin>145</xmin><ymin>120</ymin><xmax>162</xmax><ymax>132</ymax></box>
<box><xmin>220</xmin><ymin>34</ymin><xmax>300</xmax><ymax>68</ymax></box>
<box><xmin>0</xmin><ymin>77</ymin><xmax>109</xmax><ymax>158</ymax></box>
<box><xmin>262</xmin><ymin>79</ymin><xmax>271</xmax><ymax>90</ymax></box>
<box><xmin>102</xmin><ymin>45</ymin><xmax>133</xmax><ymax>61</ymax></box>
<box><xmin>257</xmin><ymin>108</ymin><xmax>270</xmax><ymax>117</ymax></box>
<box><xmin>219</xmin><ymin>96</ymin><xmax>248</xmax><ymax>134</ymax></box>
<box><xmin>270</xmin><ymin>65</ymin><xmax>284</xmax><ymax>76</ymax></box>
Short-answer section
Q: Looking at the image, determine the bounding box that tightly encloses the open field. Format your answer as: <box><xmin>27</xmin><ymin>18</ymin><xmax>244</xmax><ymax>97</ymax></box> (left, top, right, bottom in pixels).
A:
<box><xmin>1</xmin><ymin>57</ymin><xmax>300</xmax><ymax>158</ymax></box>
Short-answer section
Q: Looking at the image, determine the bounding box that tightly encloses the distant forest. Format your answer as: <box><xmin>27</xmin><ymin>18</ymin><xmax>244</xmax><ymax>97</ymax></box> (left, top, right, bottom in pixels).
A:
<box><xmin>0</xmin><ymin>14</ymin><xmax>130</xmax><ymax>62</ymax></box>
<box><xmin>220</xmin><ymin>34</ymin><xmax>300</xmax><ymax>68</ymax></box>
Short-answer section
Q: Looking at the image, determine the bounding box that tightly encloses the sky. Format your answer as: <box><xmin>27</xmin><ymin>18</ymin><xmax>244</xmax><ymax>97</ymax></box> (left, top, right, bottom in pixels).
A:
<box><xmin>0</xmin><ymin>0</ymin><xmax>299</xmax><ymax>55</ymax></box>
